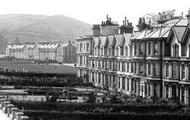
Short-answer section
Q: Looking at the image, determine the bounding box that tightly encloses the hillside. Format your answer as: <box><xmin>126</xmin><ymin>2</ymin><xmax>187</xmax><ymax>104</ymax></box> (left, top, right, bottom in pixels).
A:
<box><xmin>0</xmin><ymin>14</ymin><xmax>92</xmax><ymax>54</ymax></box>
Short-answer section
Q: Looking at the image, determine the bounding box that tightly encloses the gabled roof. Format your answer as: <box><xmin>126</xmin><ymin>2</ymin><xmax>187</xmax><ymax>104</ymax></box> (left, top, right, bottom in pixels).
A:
<box><xmin>173</xmin><ymin>26</ymin><xmax>186</xmax><ymax>42</ymax></box>
<box><xmin>62</xmin><ymin>41</ymin><xmax>76</xmax><ymax>48</ymax></box>
<box><xmin>115</xmin><ymin>34</ymin><xmax>125</xmax><ymax>46</ymax></box>
<box><xmin>25</xmin><ymin>44</ymin><xmax>36</xmax><ymax>49</ymax></box>
<box><xmin>37</xmin><ymin>42</ymin><xmax>61</xmax><ymax>49</ymax></box>
<box><xmin>138</xmin><ymin>18</ymin><xmax>186</xmax><ymax>40</ymax></box>
<box><xmin>181</xmin><ymin>26</ymin><xmax>190</xmax><ymax>44</ymax></box>
<box><xmin>167</xmin><ymin>26</ymin><xmax>186</xmax><ymax>43</ymax></box>
<box><xmin>9</xmin><ymin>44</ymin><xmax>25</xmax><ymax>49</ymax></box>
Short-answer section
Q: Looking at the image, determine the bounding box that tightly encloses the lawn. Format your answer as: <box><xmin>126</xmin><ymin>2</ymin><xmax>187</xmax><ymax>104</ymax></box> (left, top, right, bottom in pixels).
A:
<box><xmin>0</xmin><ymin>60</ymin><xmax>76</xmax><ymax>74</ymax></box>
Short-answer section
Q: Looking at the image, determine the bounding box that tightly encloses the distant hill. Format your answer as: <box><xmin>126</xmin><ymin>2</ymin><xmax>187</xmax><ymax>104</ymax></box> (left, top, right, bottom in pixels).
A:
<box><xmin>0</xmin><ymin>14</ymin><xmax>92</xmax><ymax>54</ymax></box>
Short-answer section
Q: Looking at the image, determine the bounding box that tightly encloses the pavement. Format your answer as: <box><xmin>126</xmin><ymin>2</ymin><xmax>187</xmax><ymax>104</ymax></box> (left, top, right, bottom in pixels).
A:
<box><xmin>0</xmin><ymin>109</ymin><xmax>10</xmax><ymax>120</ymax></box>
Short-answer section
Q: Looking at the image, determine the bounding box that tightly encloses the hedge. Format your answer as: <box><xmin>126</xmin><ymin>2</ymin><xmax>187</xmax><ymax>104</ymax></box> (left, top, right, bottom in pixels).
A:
<box><xmin>23</xmin><ymin>110</ymin><xmax>190</xmax><ymax>120</ymax></box>
<box><xmin>10</xmin><ymin>100</ymin><xmax>184</xmax><ymax>113</ymax></box>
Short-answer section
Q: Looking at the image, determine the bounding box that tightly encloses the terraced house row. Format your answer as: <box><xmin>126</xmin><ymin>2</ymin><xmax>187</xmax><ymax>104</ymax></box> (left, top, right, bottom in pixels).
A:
<box><xmin>76</xmin><ymin>10</ymin><xmax>190</xmax><ymax>104</ymax></box>
<box><xmin>6</xmin><ymin>41</ymin><xmax>76</xmax><ymax>63</ymax></box>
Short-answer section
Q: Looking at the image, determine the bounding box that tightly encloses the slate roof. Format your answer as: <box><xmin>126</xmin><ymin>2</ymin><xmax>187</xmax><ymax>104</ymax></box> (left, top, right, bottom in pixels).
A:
<box><xmin>131</xmin><ymin>29</ymin><xmax>152</xmax><ymax>40</ymax></box>
<box><xmin>8</xmin><ymin>44</ymin><xmax>25</xmax><ymax>49</ymax></box>
<box><xmin>37</xmin><ymin>43</ymin><xmax>60</xmax><ymax>49</ymax></box>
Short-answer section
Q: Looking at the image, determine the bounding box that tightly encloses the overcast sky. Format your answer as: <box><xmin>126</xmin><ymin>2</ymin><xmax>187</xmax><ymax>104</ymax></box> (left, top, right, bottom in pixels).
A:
<box><xmin>0</xmin><ymin>0</ymin><xmax>190</xmax><ymax>25</ymax></box>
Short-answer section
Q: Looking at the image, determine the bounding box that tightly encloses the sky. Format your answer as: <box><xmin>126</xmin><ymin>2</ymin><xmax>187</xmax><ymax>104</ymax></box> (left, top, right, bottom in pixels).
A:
<box><xmin>0</xmin><ymin>0</ymin><xmax>190</xmax><ymax>25</ymax></box>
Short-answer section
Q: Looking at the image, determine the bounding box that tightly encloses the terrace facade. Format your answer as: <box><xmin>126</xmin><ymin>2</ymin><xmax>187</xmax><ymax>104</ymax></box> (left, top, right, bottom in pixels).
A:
<box><xmin>76</xmin><ymin>35</ymin><xmax>93</xmax><ymax>81</ymax></box>
<box><xmin>76</xmin><ymin>10</ymin><xmax>190</xmax><ymax>104</ymax></box>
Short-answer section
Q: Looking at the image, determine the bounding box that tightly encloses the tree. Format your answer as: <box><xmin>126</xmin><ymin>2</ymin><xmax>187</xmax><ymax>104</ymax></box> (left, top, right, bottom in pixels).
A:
<box><xmin>86</xmin><ymin>93</ymin><xmax>96</xmax><ymax>104</ymax></box>
<box><xmin>110</xmin><ymin>95</ymin><xmax>122</xmax><ymax>104</ymax></box>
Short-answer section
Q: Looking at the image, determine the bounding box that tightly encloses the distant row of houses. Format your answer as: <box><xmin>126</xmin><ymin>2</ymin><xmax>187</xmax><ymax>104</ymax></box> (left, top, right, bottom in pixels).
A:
<box><xmin>5</xmin><ymin>41</ymin><xmax>76</xmax><ymax>63</ymax></box>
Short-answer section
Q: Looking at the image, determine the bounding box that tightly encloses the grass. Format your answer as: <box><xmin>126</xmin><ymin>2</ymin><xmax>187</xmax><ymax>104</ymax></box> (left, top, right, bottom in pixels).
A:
<box><xmin>0</xmin><ymin>59</ymin><xmax>76</xmax><ymax>74</ymax></box>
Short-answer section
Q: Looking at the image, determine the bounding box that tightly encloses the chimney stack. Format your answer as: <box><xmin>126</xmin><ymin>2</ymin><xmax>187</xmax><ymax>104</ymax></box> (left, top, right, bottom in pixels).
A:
<box><xmin>92</xmin><ymin>24</ymin><xmax>101</xmax><ymax>36</ymax></box>
<box><xmin>119</xmin><ymin>17</ymin><xmax>133</xmax><ymax>34</ymax></box>
<box><xmin>186</xmin><ymin>8</ymin><xmax>190</xmax><ymax>24</ymax></box>
<box><xmin>125</xmin><ymin>17</ymin><xmax>127</xmax><ymax>26</ymax></box>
